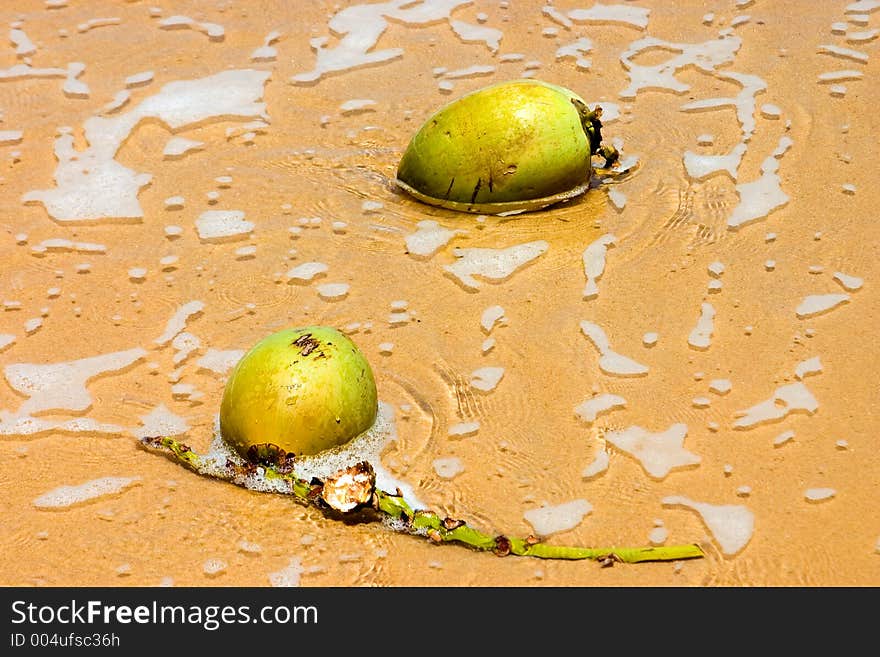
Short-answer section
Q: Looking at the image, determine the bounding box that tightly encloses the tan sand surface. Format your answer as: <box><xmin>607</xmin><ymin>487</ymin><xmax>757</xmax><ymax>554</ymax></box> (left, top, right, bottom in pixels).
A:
<box><xmin>1</xmin><ymin>0</ymin><xmax>878</xmax><ymax>587</ymax></box>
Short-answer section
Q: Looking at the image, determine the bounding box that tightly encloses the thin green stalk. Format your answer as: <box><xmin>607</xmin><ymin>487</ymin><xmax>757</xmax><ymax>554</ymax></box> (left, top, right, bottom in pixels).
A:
<box><xmin>140</xmin><ymin>436</ymin><xmax>704</xmax><ymax>565</ymax></box>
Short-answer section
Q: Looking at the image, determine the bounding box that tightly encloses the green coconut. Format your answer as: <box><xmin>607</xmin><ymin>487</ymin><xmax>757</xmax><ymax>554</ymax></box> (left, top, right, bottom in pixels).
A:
<box><xmin>219</xmin><ymin>326</ymin><xmax>378</xmax><ymax>460</ymax></box>
<box><xmin>396</xmin><ymin>78</ymin><xmax>617</xmax><ymax>215</ymax></box>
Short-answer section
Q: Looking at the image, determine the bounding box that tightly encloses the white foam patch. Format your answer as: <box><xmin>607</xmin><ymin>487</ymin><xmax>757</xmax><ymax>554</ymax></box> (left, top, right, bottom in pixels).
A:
<box><xmin>102</xmin><ymin>90</ymin><xmax>130</xmax><ymax>114</ymax></box>
<box><xmin>620</xmin><ymin>33</ymin><xmax>741</xmax><ymax>100</ymax></box>
<box><xmin>444</xmin><ymin>241</ymin><xmax>548</xmax><ymax>290</ymax></box>
<box><xmin>0</xmin><ymin>61</ymin><xmax>88</xmax><ymax>98</ymax></box>
<box><xmin>195</xmin><ymin>210</ymin><xmax>253</xmax><ymax>242</ymax></box>
<box><xmin>580</xmin><ymin>320</ymin><xmax>648</xmax><ymax>376</ymax></box>
<box><xmin>155</xmin><ymin>300</ymin><xmax>204</xmax><ymax>346</ymax></box>
<box><xmin>605</xmin><ymin>423</ymin><xmax>700</xmax><ymax>479</ymax></box>
<box><xmin>196</xmin><ymin>348</ymin><xmax>244</xmax><ymax>375</ymax></box>
<box><xmin>340</xmin><ymin>98</ymin><xmax>376</xmax><ymax>114</ymax></box>
<box><xmin>817</xmin><ymin>43</ymin><xmax>869</xmax><ymax>62</ymax></box>
<box><xmin>251</xmin><ymin>30</ymin><xmax>282</xmax><ymax>62</ymax></box>
<box><xmin>449</xmin><ymin>20</ymin><xmax>502</xmax><ymax>53</ymax></box>
<box><xmin>163</xmin><ymin>136</ymin><xmax>204</xmax><ymax>159</ymax></box>
<box><xmin>77</xmin><ymin>17</ymin><xmax>121</xmax><ymax>33</ymax></box>
<box><xmin>10</xmin><ymin>27</ymin><xmax>36</xmax><ymax>56</ymax></box>
<box><xmin>523</xmin><ymin>499</ymin><xmax>593</xmax><ymax>538</ymax></box>
<box><xmin>405</xmin><ymin>220</ymin><xmax>464</xmax><ymax>258</ymax></box>
<box><xmin>317</xmin><ymin>283</ymin><xmax>350</xmax><ymax>300</ymax></box>
<box><xmin>0</xmin><ymin>130</ymin><xmax>23</xmax><ymax>145</ymax></box>
<box><xmin>773</xmin><ymin>429</ymin><xmax>795</xmax><ymax>446</ymax></box>
<box><xmin>4</xmin><ymin>347</ymin><xmax>146</xmax><ymax>416</ymax></box>
<box><xmin>709</xmin><ymin>379</ymin><xmax>732</xmax><ymax>395</ymax></box>
<box><xmin>0</xmin><ymin>414</ymin><xmax>125</xmax><ymax>438</ymax></box>
<box><xmin>480</xmin><ymin>305</ymin><xmax>506</xmax><ymax>333</ymax></box>
<box><xmin>133</xmin><ymin>404</ymin><xmax>189</xmax><ymax>439</ymax></box>
<box><xmin>582</xmin><ymin>234</ymin><xmax>616</xmax><ymax>299</ymax></box>
<box><xmin>804</xmin><ymin>487</ymin><xmax>836</xmax><ymax>502</ymax></box>
<box><xmin>772</xmin><ymin>134</ymin><xmax>797</xmax><ymax>165</ymax></box>
<box><xmin>171</xmin><ymin>383</ymin><xmax>202</xmax><ymax>402</ymax></box>
<box><xmin>158</xmin><ymin>15</ymin><xmax>224</xmax><ymax>40</ymax></box>
<box><xmin>236</xmin><ymin>246</ymin><xmax>257</xmax><ymax>259</ymax></box>
<box><xmin>387</xmin><ymin>309</ymin><xmax>409</xmax><ymax>326</ymax></box>
<box><xmin>0</xmin><ymin>334</ymin><xmax>14</xmax><ymax>351</ymax></box>
<box><xmin>687</xmin><ymin>302</ymin><xmax>715</xmax><ymax>350</ymax></box>
<box><xmin>238</xmin><ymin>540</ymin><xmax>262</xmax><ymax>554</ymax></box>
<box><xmin>442</xmin><ymin>64</ymin><xmax>496</xmax><ymax>80</ymax></box>
<box><xmin>846</xmin><ymin>28</ymin><xmax>880</xmax><ymax>43</ymax></box>
<box><xmin>33</xmin><ymin>476</ymin><xmax>140</xmax><ymax>509</ymax></box>
<box><xmin>567</xmin><ymin>3</ymin><xmax>650</xmax><ymax>29</ymax></box>
<box><xmin>286</xmin><ymin>261</ymin><xmax>328</xmax><ymax>283</ymax></box>
<box><xmin>225</xmin><ymin>120</ymin><xmax>269</xmax><ymax>142</ymax></box>
<box><xmin>727</xmin><ymin>154</ymin><xmax>790</xmax><ymax>229</ymax></box>
<box><xmin>683</xmin><ymin>143</ymin><xmax>746</xmax><ymax>180</ymax></box>
<box><xmin>448</xmin><ymin>421</ymin><xmax>479</xmax><ymax>438</ymax></box>
<box><xmin>607</xmin><ymin>188</ymin><xmax>626</xmax><ymax>210</ymax></box>
<box><xmin>470</xmin><ymin>366</ymin><xmax>504</xmax><ymax>392</ymax></box>
<box><xmin>125</xmin><ymin>70</ymin><xmax>154</xmax><ymax>87</ymax></box>
<box><xmin>680</xmin><ymin>71</ymin><xmax>766</xmax><ymax>142</ymax></box>
<box><xmin>24</xmin><ymin>318</ymin><xmax>43</xmax><ymax>335</ymax></box>
<box><xmin>433</xmin><ymin>457</ymin><xmax>464</xmax><ymax>480</ymax></box>
<box><xmin>171</xmin><ymin>331</ymin><xmax>200</xmax><ymax>365</ymax></box>
<box><xmin>733</xmin><ymin>382</ymin><xmax>819</xmax><ymax>429</ymax></box>
<box><xmin>291</xmin><ymin>1</ymin><xmax>472</xmax><ymax>84</ymax></box>
<box><xmin>574</xmin><ymin>393</ymin><xmax>626</xmax><ymax>425</ymax></box>
<box><xmin>761</xmin><ymin>103</ymin><xmax>782</xmax><ymax>119</ymax></box>
<box><xmin>582</xmin><ymin>450</ymin><xmax>609</xmax><ymax>479</ymax></box>
<box><xmin>662</xmin><ymin>495</ymin><xmax>754</xmax><ymax>555</ymax></box>
<box><xmin>543</xmin><ymin>5</ymin><xmax>573</xmax><ymax>27</ymax></box>
<box><xmin>23</xmin><ymin>69</ymin><xmax>270</xmax><ymax>223</ymax></box>
<box><xmin>833</xmin><ymin>271</ymin><xmax>863</xmax><ymax>291</ymax></box>
<box><xmin>556</xmin><ymin>37</ymin><xmax>593</xmax><ymax>69</ymax></box>
<box><xmin>796</xmin><ymin>293</ymin><xmax>850</xmax><ymax>318</ymax></box>
<box><xmin>30</xmin><ymin>238</ymin><xmax>106</xmax><ymax>255</ymax></box>
<box><xmin>268</xmin><ymin>557</ymin><xmax>304</xmax><ymax>587</ymax></box>
<box><xmin>817</xmin><ymin>69</ymin><xmax>864</xmax><ymax>83</ymax></box>
<box><xmin>795</xmin><ymin>356</ymin><xmax>822</xmax><ymax>380</ymax></box>
<box><xmin>202</xmin><ymin>558</ymin><xmax>227</xmax><ymax>577</ymax></box>
<box><xmin>846</xmin><ymin>0</ymin><xmax>880</xmax><ymax>13</ymax></box>
<box><xmin>649</xmin><ymin>525</ymin><xmax>668</xmax><ymax>546</ymax></box>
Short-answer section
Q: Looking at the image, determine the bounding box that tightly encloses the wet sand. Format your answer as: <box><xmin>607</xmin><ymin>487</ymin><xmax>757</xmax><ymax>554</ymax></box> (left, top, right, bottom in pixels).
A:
<box><xmin>1</xmin><ymin>0</ymin><xmax>878</xmax><ymax>587</ymax></box>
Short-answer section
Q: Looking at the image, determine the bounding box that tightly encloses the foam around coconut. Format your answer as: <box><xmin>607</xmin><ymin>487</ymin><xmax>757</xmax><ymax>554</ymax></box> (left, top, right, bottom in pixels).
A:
<box><xmin>218</xmin><ymin>326</ymin><xmax>379</xmax><ymax>459</ymax></box>
<box><xmin>206</xmin><ymin>402</ymin><xmax>424</xmax><ymax>510</ymax></box>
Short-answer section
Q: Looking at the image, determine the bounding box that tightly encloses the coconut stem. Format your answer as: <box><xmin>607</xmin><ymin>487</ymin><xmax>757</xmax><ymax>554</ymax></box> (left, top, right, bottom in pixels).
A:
<box><xmin>140</xmin><ymin>436</ymin><xmax>704</xmax><ymax>565</ymax></box>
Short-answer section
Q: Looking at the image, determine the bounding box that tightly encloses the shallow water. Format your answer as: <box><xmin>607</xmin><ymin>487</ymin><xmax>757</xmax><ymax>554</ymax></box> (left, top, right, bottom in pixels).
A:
<box><xmin>1</xmin><ymin>0</ymin><xmax>878</xmax><ymax>587</ymax></box>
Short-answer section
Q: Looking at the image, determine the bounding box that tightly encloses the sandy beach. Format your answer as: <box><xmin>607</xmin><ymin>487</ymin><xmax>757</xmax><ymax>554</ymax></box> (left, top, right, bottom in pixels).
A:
<box><xmin>1</xmin><ymin>0</ymin><xmax>878</xmax><ymax>587</ymax></box>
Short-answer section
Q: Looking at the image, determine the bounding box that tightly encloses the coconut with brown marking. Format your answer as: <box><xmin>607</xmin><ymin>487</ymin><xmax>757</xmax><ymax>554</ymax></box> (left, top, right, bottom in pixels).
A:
<box><xmin>395</xmin><ymin>78</ymin><xmax>619</xmax><ymax>215</ymax></box>
<box><xmin>219</xmin><ymin>326</ymin><xmax>378</xmax><ymax>460</ymax></box>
